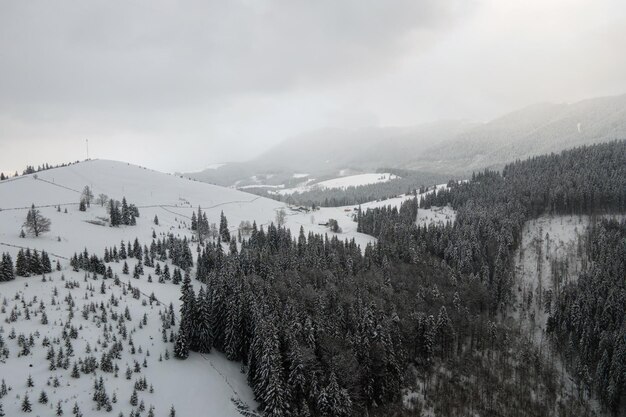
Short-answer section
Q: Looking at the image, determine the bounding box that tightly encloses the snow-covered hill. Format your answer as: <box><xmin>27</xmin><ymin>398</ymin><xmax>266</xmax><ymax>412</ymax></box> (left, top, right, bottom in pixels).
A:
<box><xmin>0</xmin><ymin>160</ymin><xmax>381</xmax><ymax>257</ymax></box>
<box><xmin>0</xmin><ymin>159</ymin><xmax>383</xmax><ymax>416</ymax></box>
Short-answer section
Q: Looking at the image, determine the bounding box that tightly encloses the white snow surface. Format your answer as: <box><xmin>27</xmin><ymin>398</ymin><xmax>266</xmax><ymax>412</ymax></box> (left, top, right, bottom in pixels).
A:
<box><xmin>416</xmin><ymin>205</ymin><xmax>456</xmax><ymax>227</ymax></box>
<box><xmin>0</xmin><ymin>160</ymin><xmax>379</xmax><ymax>257</ymax></box>
<box><xmin>316</xmin><ymin>173</ymin><xmax>398</xmax><ymax>190</ymax></box>
<box><xmin>272</xmin><ymin>172</ymin><xmax>399</xmax><ymax>195</ymax></box>
<box><xmin>0</xmin><ymin>271</ymin><xmax>256</xmax><ymax>417</ymax></box>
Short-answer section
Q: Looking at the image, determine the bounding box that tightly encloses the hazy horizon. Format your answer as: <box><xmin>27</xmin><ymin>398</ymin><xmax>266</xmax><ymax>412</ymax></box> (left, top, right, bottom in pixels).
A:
<box><xmin>1</xmin><ymin>0</ymin><xmax>625</xmax><ymax>174</ymax></box>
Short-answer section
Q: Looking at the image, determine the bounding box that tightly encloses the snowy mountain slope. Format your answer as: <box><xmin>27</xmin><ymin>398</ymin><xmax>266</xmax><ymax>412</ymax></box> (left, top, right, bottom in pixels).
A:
<box><xmin>0</xmin><ymin>269</ymin><xmax>257</xmax><ymax>417</ymax></box>
<box><xmin>0</xmin><ymin>160</ymin><xmax>293</xmax><ymax>416</ymax></box>
<box><xmin>512</xmin><ymin>214</ymin><xmax>624</xmax><ymax>345</ymax></box>
<box><xmin>0</xmin><ymin>159</ymin><xmax>277</xmax><ymax>209</ymax></box>
<box><xmin>0</xmin><ymin>160</ymin><xmax>380</xmax><ymax>257</ymax></box>
<box><xmin>0</xmin><ymin>160</ymin><xmax>378</xmax><ymax>416</ymax></box>
<box><xmin>509</xmin><ymin>215</ymin><xmax>624</xmax><ymax>414</ymax></box>
<box><xmin>0</xmin><ymin>161</ymin><xmax>461</xmax><ymax>416</ymax></box>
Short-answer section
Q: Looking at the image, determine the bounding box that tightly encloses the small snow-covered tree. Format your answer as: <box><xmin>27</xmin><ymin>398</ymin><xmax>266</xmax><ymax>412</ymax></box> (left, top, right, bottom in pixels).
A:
<box><xmin>219</xmin><ymin>211</ymin><xmax>230</xmax><ymax>242</ymax></box>
<box><xmin>38</xmin><ymin>390</ymin><xmax>48</xmax><ymax>404</ymax></box>
<box><xmin>21</xmin><ymin>393</ymin><xmax>32</xmax><ymax>412</ymax></box>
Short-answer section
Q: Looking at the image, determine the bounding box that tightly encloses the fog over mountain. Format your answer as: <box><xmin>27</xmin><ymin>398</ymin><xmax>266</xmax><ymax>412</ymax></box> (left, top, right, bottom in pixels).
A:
<box><xmin>188</xmin><ymin>93</ymin><xmax>626</xmax><ymax>185</ymax></box>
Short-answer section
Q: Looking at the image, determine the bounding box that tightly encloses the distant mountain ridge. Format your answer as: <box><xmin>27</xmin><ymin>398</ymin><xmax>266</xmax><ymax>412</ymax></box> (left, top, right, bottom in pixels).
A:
<box><xmin>187</xmin><ymin>93</ymin><xmax>626</xmax><ymax>185</ymax></box>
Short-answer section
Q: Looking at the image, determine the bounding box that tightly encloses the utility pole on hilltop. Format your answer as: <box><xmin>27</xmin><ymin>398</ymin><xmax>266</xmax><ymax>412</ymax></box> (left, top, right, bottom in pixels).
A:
<box><xmin>86</xmin><ymin>139</ymin><xmax>89</xmax><ymax>160</ymax></box>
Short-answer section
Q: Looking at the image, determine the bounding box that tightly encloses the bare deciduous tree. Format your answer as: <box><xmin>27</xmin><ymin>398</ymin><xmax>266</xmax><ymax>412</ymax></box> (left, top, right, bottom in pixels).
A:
<box><xmin>23</xmin><ymin>204</ymin><xmax>51</xmax><ymax>237</ymax></box>
<box><xmin>96</xmin><ymin>193</ymin><xmax>109</xmax><ymax>206</ymax></box>
<box><xmin>81</xmin><ymin>186</ymin><xmax>94</xmax><ymax>207</ymax></box>
<box><xmin>275</xmin><ymin>208</ymin><xmax>287</xmax><ymax>228</ymax></box>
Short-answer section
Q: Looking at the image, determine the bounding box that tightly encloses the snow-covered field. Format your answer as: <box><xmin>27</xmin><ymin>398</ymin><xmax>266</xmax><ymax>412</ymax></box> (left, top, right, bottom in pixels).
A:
<box><xmin>269</xmin><ymin>172</ymin><xmax>399</xmax><ymax>196</ymax></box>
<box><xmin>315</xmin><ymin>173</ymin><xmax>398</xmax><ymax>190</ymax></box>
<box><xmin>416</xmin><ymin>205</ymin><xmax>456</xmax><ymax>227</ymax></box>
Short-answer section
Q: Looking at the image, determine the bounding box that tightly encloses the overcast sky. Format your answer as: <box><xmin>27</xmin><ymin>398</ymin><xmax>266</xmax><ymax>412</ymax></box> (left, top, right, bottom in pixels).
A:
<box><xmin>1</xmin><ymin>0</ymin><xmax>625</xmax><ymax>174</ymax></box>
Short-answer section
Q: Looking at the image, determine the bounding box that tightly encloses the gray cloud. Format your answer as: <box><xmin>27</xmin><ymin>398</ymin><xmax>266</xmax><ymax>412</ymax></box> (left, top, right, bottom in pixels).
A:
<box><xmin>0</xmin><ymin>0</ymin><xmax>625</xmax><ymax>173</ymax></box>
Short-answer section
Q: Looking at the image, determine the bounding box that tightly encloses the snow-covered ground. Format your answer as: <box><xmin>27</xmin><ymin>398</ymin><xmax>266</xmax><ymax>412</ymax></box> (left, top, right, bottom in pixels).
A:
<box><xmin>315</xmin><ymin>173</ymin><xmax>398</xmax><ymax>190</ymax></box>
<box><xmin>0</xmin><ymin>159</ymin><xmax>382</xmax><ymax>416</ymax></box>
<box><xmin>0</xmin><ymin>160</ymin><xmax>379</xmax><ymax>259</ymax></box>
<box><xmin>416</xmin><ymin>205</ymin><xmax>456</xmax><ymax>227</ymax></box>
<box><xmin>237</xmin><ymin>184</ymin><xmax>285</xmax><ymax>190</ymax></box>
<box><xmin>270</xmin><ymin>172</ymin><xmax>399</xmax><ymax>196</ymax></box>
<box><xmin>270</xmin><ymin>179</ymin><xmax>316</xmax><ymax>196</ymax></box>
<box><xmin>0</xmin><ymin>267</ymin><xmax>256</xmax><ymax>417</ymax></box>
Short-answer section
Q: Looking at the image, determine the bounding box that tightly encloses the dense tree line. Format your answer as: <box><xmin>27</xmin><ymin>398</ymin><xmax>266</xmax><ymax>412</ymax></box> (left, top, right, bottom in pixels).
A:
<box><xmin>359</xmin><ymin>141</ymin><xmax>626</xmax><ymax>313</ymax></box>
<box><xmin>354</xmin><ymin>140</ymin><xmax>626</xmax><ymax>414</ymax></box>
<box><xmin>15</xmin><ymin>248</ymin><xmax>53</xmax><ymax>276</ymax></box>
<box><xmin>175</xmin><ymin>209</ymin><xmax>597</xmax><ymax>416</ymax></box>
<box><xmin>548</xmin><ymin>219</ymin><xmax>626</xmax><ymax>414</ymax></box>
<box><xmin>183</xmin><ymin>142</ymin><xmax>626</xmax><ymax>415</ymax></box>
<box><xmin>69</xmin><ymin>236</ymin><xmax>194</xmax><ymax>291</ymax></box>
<box><xmin>108</xmin><ymin>197</ymin><xmax>140</xmax><ymax>226</ymax></box>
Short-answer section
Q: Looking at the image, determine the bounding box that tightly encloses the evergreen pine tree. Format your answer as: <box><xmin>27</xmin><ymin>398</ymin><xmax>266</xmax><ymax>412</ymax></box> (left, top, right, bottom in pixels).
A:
<box><xmin>21</xmin><ymin>393</ymin><xmax>32</xmax><ymax>412</ymax></box>
<box><xmin>109</xmin><ymin>199</ymin><xmax>121</xmax><ymax>226</ymax></box>
<box><xmin>15</xmin><ymin>249</ymin><xmax>30</xmax><ymax>277</ymax></box>
<box><xmin>121</xmin><ymin>198</ymin><xmax>130</xmax><ymax>225</ymax></box>
<box><xmin>219</xmin><ymin>211</ymin><xmax>230</xmax><ymax>242</ymax></box>
<box><xmin>38</xmin><ymin>390</ymin><xmax>48</xmax><ymax>404</ymax></box>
